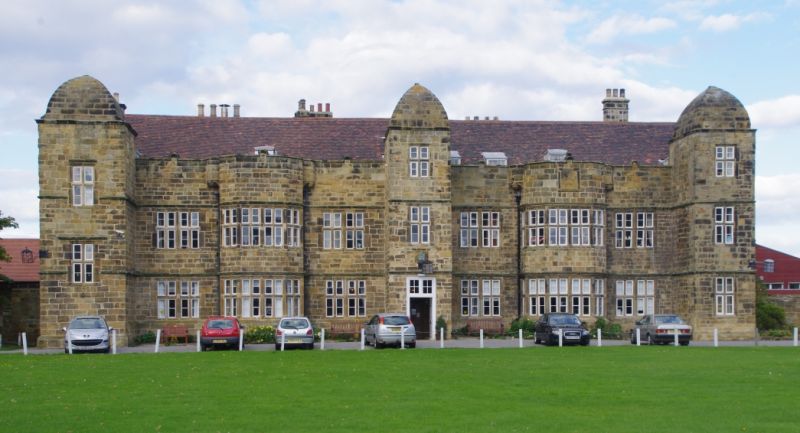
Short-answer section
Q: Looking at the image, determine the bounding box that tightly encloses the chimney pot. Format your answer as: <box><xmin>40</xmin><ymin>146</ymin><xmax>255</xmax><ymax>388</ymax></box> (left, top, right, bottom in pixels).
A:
<box><xmin>210</xmin><ymin>104</ymin><xmax>217</xmax><ymax>118</ymax></box>
<box><xmin>310</xmin><ymin>105</ymin><xmax>315</xmax><ymax>112</ymax></box>
<box><xmin>485</xmin><ymin>116</ymin><xmax>490</xmax><ymax>120</ymax></box>
<box><xmin>233</xmin><ymin>104</ymin><xmax>240</xmax><ymax>118</ymax></box>
<box><xmin>465</xmin><ymin>116</ymin><xmax>470</xmax><ymax>120</ymax></box>
<box><xmin>325</xmin><ymin>102</ymin><xmax>330</xmax><ymax>112</ymax></box>
<box><xmin>317</xmin><ymin>103</ymin><xmax>323</xmax><ymax>112</ymax></box>
<box><xmin>298</xmin><ymin>99</ymin><xmax>306</xmax><ymax>111</ymax></box>
<box><xmin>473</xmin><ymin>116</ymin><xmax>479</xmax><ymax>120</ymax></box>
<box><xmin>197</xmin><ymin>104</ymin><xmax>205</xmax><ymax>117</ymax></box>
<box><xmin>113</xmin><ymin>92</ymin><xmax>120</xmax><ymax>102</ymax></box>
<box><xmin>493</xmin><ymin>116</ymin><xmax>498</xmax><ymax>121</ymax></box>
<box><xmin>606</xmin><ymin>89</ymin><xmax>611</xmax><ymax>97</ymax></box>
<box><xmin>620</xmin><ymin>89</ymin><xmax>625</xmax><ymax>98</ymax></box>
<box><xmin>613</xmin><ymin>89</ymin><xmax>619</xmax><ymax>97</ymax></box>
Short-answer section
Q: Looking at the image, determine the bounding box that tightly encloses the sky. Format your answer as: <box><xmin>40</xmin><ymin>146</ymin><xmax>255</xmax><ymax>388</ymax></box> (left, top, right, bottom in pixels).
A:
<box><xmin>1</xmin><ymin>0</ymin><xmax>799</xmax><ymax>256</ymax></box>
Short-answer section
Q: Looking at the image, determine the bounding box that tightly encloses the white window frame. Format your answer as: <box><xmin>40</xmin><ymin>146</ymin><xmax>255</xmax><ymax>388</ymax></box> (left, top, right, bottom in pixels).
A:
<box><xmin>715</xmin><ymin>277</ymin><xmax>735</xmax><ymax>316</ymax></box>
<box><xmin>714</xmin><ymin>206</ymin><xmax>735</xmax><ymax>244</ymax></box>
<box><xmin>71</xmin><ymin>243</ymin><xmax>94</xmax><ymax>283</ymax></box>
<box><xmin>715</xmin><ymin>146</ymin><xmax>736</xmax><ymax>177</ymax></box>
<box><xmin>71</xmin><ymin>166</ymin><xmax>94</xmax><ymax>207</ymax></box>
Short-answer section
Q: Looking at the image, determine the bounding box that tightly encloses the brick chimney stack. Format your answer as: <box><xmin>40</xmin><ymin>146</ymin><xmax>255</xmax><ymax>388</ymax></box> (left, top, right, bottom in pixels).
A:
<box><xmin>602</xmin><ymin>88</ymin><xmax>629</xmax><ymax>122</ymax></box>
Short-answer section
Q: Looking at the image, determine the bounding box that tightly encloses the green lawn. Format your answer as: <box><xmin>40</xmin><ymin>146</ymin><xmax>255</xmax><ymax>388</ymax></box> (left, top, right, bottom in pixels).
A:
<box><xmin>1</xmin><ymin>347</ymin><xmax>798</xmax><ymax>432</ymax></box>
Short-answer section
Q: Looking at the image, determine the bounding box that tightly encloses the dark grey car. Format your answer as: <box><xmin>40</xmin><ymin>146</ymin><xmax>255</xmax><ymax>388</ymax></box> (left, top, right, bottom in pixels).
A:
<box><xmin>534</xmin><ymin>313</ymin><xmax>591</xmax><ymax>346</ymax></box>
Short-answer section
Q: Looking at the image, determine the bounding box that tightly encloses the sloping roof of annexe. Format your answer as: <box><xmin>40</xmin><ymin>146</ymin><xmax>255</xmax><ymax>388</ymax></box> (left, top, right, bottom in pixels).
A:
<box><xmin>126</xmin><ymin>115</ymin><xmax>677</xmax><ymax>166</ymax></box>
<box><xmin>0</xmin><ymin>239</ymin><xmax>40</xmax><ymax>283</ymax></box>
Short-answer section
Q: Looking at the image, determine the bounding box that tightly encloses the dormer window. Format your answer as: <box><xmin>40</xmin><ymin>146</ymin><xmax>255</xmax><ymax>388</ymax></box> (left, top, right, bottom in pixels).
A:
<box><xmin>254</xmin><ymin>145</ymin><xmax>277</xmax><ymax>156</ymax></box>
<box><xmin>481</xmin><ymin>152</ymin><xmax>507</xmax><ymax>166</ymax></box>
<box><xmin>450</xmin><ymin>151</ymin><xmax>461</xmax><ymax>165</ymax></box>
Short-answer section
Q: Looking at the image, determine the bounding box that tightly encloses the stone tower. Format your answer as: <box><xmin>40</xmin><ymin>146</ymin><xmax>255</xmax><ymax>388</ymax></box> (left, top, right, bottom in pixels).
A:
<box><xmin>602</xmin><ymin>88</ymin><xmax>629</xmax><ymax>122</ymax></box>
<box><xmin>383</xmin><ymin>84</ymin><xmax>453</xmax><ymax>338</ymax></box>
<box><xmin>669</xmin><ymin>86</ymin><xmax>756</xmax><ymax>339</ymax></box>
<box><xmin>37</xmin><ymin>76</ymin><xmax>136</xmax><ymax>347</ymax></box>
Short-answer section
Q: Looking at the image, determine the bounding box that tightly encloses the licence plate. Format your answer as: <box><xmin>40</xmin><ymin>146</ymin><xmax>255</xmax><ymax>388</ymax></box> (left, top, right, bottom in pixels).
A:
<box><xmin>213</xmin><ymin>339</ymin><xmax>227</xmax><ymax>344</ymax></box>
<box><xmin>388</xmin><ymin>327</ymin><xmax>401</xmax><ymax>332</ymax></box>
<box><xmin>288</xmin><ymin>338</ymin><xmax>302</xmax><ymax>344</ymax></box>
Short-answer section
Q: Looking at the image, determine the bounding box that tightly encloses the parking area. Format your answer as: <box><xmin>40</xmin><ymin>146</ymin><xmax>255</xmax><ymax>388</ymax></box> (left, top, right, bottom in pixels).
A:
<box><xmin>2</xmin><ymin>335</ymin><xmax>798</xmax><ymax>355</ymax></box>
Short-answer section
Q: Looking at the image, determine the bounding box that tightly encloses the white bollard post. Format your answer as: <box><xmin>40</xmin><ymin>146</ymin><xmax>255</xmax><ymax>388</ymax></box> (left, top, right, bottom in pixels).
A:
<box><xmin>794</xmin><ymin>328</ymin><xmax>798</xmax><ymax>347</ymax></box>
<box><xmin>519</xmin><ymin>328</ymin><xmax>523</xmax><ymax>348</ymax></box>
<box><xmin>674</xmin><ymin>332</ymin><xmax>679</xmax><ymax>347</ymax></box>
<box><xmin>480</xmin><ymin>329</ymin><xmax>484</xmax><ymax>349</ymax></box>
<box><xmin>440</xmin><ymin>327</ymin><xmax>444</xmax><ymax>349</ymax></box>
<box><xmin>155</xmin><ymin>329</ymin><xmax>161</xmax><ymax>353</ymax></box>
<box><xmin>558</xmin><ymin>328</ymin><xmax>563</xmax><ymax>347</ymax></box>
<box><xmin>401</xmin><ymin>327</ymin><xmax>405</xmax><ymax>349</ymax></box>
<box><xmin>196</xmin><ymin>330</ymin><xmax>201</xmax><ymax>352</ymax></box>
<box><xmin>360</xmin><ymin>328</ymin><xmax>365</xmax><ymax>351</ymax></box>
<box><xmin>636</xmin><ymin>328</ymin><xmax>641</xmax><ymax>346</ymax></box>
<box><xmin>22</xmin><ymin>332</ymin><xmax>28</xmax><ymax>355</ymax></box>
<box><xmin>112</xmin><ymin>329</ymin><xmax>117</xmax><ymax>355</ymax></box>
<box><xmin>239</xmin><ymin>329</ymin><xmax>244</xmax><ymax>351</ymax></box>
<box><xmin>321</xmin><ymin>329</ymin><xmax>326</xmax><ymax>351</ymax></box>
<box><xmin>281</xmin><ymin>332</ymin><xmax>285</xmax><ymax>352</ymax></box>
<box><xmin>713</xmin><ymin>328</ymin><xmax>719</xmax><ymax>347</ymax></box>
<box><xmin>67</xmin><ymin>329</ymin><xmax>73</xmax><ymax>355</ymax></box>
<box><xmin>598</xmin><ymin>328</ymin><xmax>602</xmax><ymax>347</ymax></box>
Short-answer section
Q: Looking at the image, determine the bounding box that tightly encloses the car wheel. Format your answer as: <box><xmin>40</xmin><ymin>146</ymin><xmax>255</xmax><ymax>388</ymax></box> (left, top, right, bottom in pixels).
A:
<box><xmin>408</xmin><ymin>342</ymin><xmax>416</xmax><ymax>349</ymax></box>
<box><xmin>580</xmin><ymin>339</ymin><xmax>589</xmax><ymax>346</ymax></box>
<box><xmin>375</xmin><ymin>339</ymin><xmax>383</xmax><ymax>349</ymax></box>
<box><xmin>647</xmin><ymin>334</ymin><xmax>653</xmax><ymax>345</ymax></box>
<box><xmin>534</xmin><ymin>334</ymin><xmax>541</xmax><ymax>344</ymax></box>
<box><xmin>64</xmin><ymin>348</ymin><xmax>69</xmax><ymax>354</ymax></box>
<box><xmin>275</xmin><ymin>344</ymin><xmax>280</xmax><ymax>351</ymax></box>
<box><xmin>680</xmin><ymin>341</ymin><xmax>690</xmax><ymax>346</ymax></box>
<box><xmin>307</xmin><ymin>343</ymin><xmax>314</xmax><ymax>350</ymax></box>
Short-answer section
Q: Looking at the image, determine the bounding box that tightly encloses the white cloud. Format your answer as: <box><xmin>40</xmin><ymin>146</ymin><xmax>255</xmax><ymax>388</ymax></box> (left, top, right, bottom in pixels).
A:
<box><xmin>699</xmin><ymin>12</ymin><xmax>770</xmax><ymax>32</ymax></box>
<box><xmin>0</xmin><ymin>169</ymin><xmax>39</xmax><ymax>238</ymax></box>
<box><xmin>747</xmin><ymin>95</ymin><xmax>800</xmax><ymax>128</ymax></box>
<box><xmin>587</xmin><ymin>14</ymin><xmax>676</xmax><ymax>44</ymax></box>
<box><xmin>755</xmin><ymin>174</ymin><xmax>800</xmax><ymax>257</ymax></box>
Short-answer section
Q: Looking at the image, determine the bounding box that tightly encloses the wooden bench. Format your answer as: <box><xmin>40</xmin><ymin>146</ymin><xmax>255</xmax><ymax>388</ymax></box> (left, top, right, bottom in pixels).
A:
<box><xmin>328</xmin><ymin>320</ymin><xmax>363</xmax><ymax>337</ymax></box>
<box><xmin>161</xmin><ymin>325</ymin><xmax>190</xmax><ymax>344</ymax></box>
<box><xmin>466</xmin><ymin>318</ymin><xmax>505</xmax><ymax>336</ymax></box>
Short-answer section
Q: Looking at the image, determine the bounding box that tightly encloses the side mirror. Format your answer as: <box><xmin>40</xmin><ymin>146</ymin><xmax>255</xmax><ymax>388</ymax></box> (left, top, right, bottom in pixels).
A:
<box><xmin>62</xmin><ymin>327</ymin><xmax>67</xmax><ymax>332</ymax></box>
<box><xmin>109</xmin><ymin>327</ymin><xmax>114</xmax><ymax>331</ymax></box>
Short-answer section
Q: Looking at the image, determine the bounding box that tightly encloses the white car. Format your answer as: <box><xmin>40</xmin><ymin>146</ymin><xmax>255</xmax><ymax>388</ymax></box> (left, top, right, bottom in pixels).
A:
<box><xmin>630</xmin><ymin>314</ymin><xmax>692</xmax><ymax>346</ymax></box>
<box><xmin>275</xmin><ymin>317</ymin><xmax>315</xmax><ymax>350</ymax></box>
<box><xmin>64</xmin><ymin>316</ymin><xmax>112</xmax><ymax>353</ymax></box>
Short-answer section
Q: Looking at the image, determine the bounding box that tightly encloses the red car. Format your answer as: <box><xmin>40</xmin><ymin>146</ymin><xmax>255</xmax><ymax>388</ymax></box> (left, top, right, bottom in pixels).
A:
<box><xmin>200</xmin><ymin>316</ymin><xmax>244</xmax><ymax>350</ymax></box>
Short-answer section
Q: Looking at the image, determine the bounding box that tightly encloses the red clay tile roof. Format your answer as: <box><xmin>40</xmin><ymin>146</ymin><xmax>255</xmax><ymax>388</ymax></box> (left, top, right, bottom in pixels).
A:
<box><xmin>125</xmin><ymin>115</ymin><xmax>676</xmax><ymax>166</ymax></box>
<box><xmin>0</xmin><ymin>239</ymin><xmax>39</xmax><ymax>283</ymax></box>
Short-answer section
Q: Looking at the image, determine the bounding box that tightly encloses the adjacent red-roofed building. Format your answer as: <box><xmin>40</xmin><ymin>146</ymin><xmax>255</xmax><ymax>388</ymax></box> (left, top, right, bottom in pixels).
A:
<box><xmin>0</xmin><ymin>239</ymin><xmax>40</xmax><ymax>345</ymax></box>
<box><xmin>755</xmin><ymin>244</ymin><xmax>800</xmax><ymax>325</ymax></box>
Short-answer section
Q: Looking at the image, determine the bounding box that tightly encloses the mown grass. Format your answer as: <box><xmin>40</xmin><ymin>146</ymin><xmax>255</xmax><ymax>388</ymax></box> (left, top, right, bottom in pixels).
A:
<box><xmin>0</xmin><ymin>347</ymin><xmax>798</xmax><ymax>432</ymax></box>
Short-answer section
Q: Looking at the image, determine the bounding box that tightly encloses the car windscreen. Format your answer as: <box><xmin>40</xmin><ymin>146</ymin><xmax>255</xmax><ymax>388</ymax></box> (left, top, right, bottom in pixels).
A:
<box><xmin>655</xmin><ymin>315</ymin><xmax>683</xmax><ymax>325</ymax></box>
<box><xmin>207</xmin><ymin>320</ymin><xmax>235</xmax><ymax>329</ymax></box>
<box><xmin>384</xmin><ymin>316</ymin><xmax>410</xmax><ymax>325</ymax></box>
<box><xmin>70</xmin><ymin>318</ymin><xmax>105</xmax><ymax>329</ymax></box>
<box><xmin>280</xmin><ymin>319</ymin><xmax>309</xmax><ymax>329</ymax></box>
<box><xmin>549</xmin><ymin>315</ymin><xmax>582</xmax><ymax>326</ymax></box>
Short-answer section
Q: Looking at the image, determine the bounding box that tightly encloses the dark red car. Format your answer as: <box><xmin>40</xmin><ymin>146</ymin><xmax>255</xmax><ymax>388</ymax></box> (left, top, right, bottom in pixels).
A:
<box><xmin>200</xmin><ymin>316</ymin><xmax>244</xmax><ymax>350</ymax></box>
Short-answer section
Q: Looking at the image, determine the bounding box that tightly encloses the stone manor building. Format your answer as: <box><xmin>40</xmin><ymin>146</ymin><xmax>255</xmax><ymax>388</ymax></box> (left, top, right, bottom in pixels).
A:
<box><xmin>36</xmin><ymin>75</ymin><xmax>756</xmax><ymax>347</ymax></box>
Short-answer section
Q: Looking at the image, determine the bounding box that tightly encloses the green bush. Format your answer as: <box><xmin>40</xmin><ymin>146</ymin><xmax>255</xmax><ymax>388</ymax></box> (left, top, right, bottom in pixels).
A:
<box><xmin>509</xmin><ymin>318</ymin><xmax>536</xmax><ymax>338</ymax></box>
<box><xmin>591</xmin><ymin>318</ymin><xmax>624</xmax><ymax>339</ymax></box>
<box><xmin>134</xmin><ymin>331</ymin><xmax>156</xmax><ymax>345</ymax></box>
<box><xmin>244</xmin><ymin>326</ymin><xmax>275</xmax><ymax>344</ymax></box>
<box><xmin>436</xmin><ymin>315</ymin><xmax>448</xmax><ymax>337</ymax></box>
<box><xmin>756</xmin><ymin>282</ymin><xmax>787</xmax><ymax>331</ymax></box>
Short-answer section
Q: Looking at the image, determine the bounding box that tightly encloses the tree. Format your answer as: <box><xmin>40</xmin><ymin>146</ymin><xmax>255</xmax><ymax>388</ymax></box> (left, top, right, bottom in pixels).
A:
<box><xmin>0</xmin><ymin>210</ymin><xmax>20</xmax><ymax>280</ymax></box>
<box><xmin>755</xmin><ymin>280</ymin><xmax>787</xmax><ymax>331</ymax></box>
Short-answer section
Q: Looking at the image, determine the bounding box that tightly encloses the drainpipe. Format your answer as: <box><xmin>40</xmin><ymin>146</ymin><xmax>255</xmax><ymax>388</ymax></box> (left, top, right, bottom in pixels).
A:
<box><xmin>214</xmin><ymin>189</ymin><xmax>222</xmax><ymax>315</ymax></box>
<box><xmin>514</xmin><ymin>187</ymin><xmax>523</xmax><ymax>320</ymax></box>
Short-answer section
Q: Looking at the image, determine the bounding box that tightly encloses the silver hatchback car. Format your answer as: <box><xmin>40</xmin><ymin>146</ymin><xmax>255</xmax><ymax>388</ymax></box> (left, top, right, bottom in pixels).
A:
<box><xmin>275</xmin><ymin>317</ymin><xmax>315</xmax><ymax>350</ymax></box>
<box><xmin>63</xmin><ymin>316</ymin><xmax>112</xmax><ymax>353</ymax></box>
<box><xmin>366</xmin><ymin>313</ymin><xmax>416</xmax><ymax>348</ymax></box>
